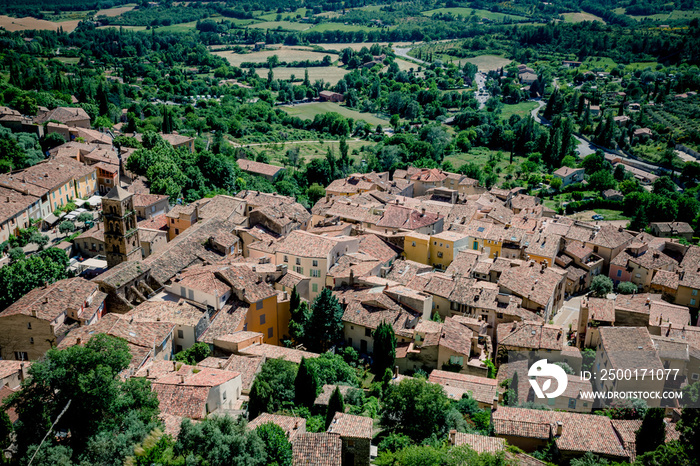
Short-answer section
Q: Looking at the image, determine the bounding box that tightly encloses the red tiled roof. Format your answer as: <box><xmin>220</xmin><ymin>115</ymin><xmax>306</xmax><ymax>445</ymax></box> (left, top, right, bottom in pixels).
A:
<box><xmin>292</xmin><ymin>433</ymin><xmax>342</xmax><ymax>466</ymax></box>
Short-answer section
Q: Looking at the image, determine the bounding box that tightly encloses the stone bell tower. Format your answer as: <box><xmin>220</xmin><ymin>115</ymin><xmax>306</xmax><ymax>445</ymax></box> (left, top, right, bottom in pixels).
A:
<box><xmin>102</xmin><ymin>186</ymin><xmax>142</xmax><ymax>268</ymax></box>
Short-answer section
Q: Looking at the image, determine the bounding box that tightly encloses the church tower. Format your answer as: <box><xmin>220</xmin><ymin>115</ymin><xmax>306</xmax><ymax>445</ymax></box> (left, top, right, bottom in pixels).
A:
<box><xmin>102</xmin><ymin>186</ymin><xmax>142</xmax><ymax>268</ymax></box>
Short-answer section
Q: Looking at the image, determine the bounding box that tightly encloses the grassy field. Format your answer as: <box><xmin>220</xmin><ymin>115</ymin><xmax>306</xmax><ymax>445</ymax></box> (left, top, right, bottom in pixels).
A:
<box><xmin>54</xmin><ymin>57</ymin><xmax>81</xmax><ymax>64</ymax></box>
<box><xmin>214</xmin><ymin>47</ymin><xmax>335</xmax><ymax>67</ymax></box>
<box><xmin>0</xmin><ymin>15</ymin><xmax>80</xmax><ymax>32</ymax></box>
<box><xmin>444</xmin><ymin>147</ymin><xmax>516</xmax><ymax>185</ymax></box>
<box><xmin>561</xmin><ymin>12</ymin><xmax>605</xmax><ymax>23</ymax></box>
<box><xmin>570</xmin><ymin>209</ymin><xmax>630</xmax><ymax>222</ymax></box>
<box><xmin>624</xmin><ymin>9</ymin><xmax>700</xmax><ymax>21</ymax></box>
<box><xmin>422</xmin><ymin>7</ymin><xmax>527</xmax><ymax>21</ymax></box>
<box><xmin>256</xmin><ymin>8</ymin><xmax>307</xmax><ymax>21</ymax></box>
<box><xmin>280</xmin><ymin>102</ymin><xmax>388</xmax><ymax>127</ymax></box>
<box><xmin>464</xmin><ymin>55</ymin><xmax>512</xmax><ymax>72</ymax></box>
<box><xmin>582</xmin><ymin>56</ymin><xmax>618</xmax><ymax>71</ymax></box>
<box><xmin>155</xmin><ymin>20</ymin><xmax>201</xmax><ymax>33</ymax></box>
<box><xmin>97</xmin><ymin>24</ymin><xmax>147</xmax><ymax>31</ymax></box>
<box><xmin>256</xmin><ymin>66</ymin><xmax>349</xmax><ymax>84</ymax></box>
<box><xmin>248</xmin><ymin>20</ymin><xmax>311</xmax><ymax>31</ymax></box>
<box><xmin>499</xmin><ymin>102</ymin><xmax>538</xmax><ymax>120</ymax></box>
<box><xmin>314</xmin><ymin>42</ymin><xmax>415</xmax><ymax>52</ymax></box>
<box><xmin>248</xmin><ymin>139</ymin><xmax>375</xmax><ymax>164</ymax></box>
<box><xmin>307</xmin><ymin>22</ymin><xmax>381</xmax><ymax>33</ymax></box>
<box><xmin>95</xmin><ymin>5</ymin><xmax>136</xmax><ymax>17</ymax></box>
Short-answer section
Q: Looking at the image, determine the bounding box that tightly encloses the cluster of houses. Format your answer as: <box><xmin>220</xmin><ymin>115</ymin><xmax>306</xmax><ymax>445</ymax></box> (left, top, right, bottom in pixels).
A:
<box><xmin>1</xmin><ymin>136</ymin><xmax>698</xmax><ymax>462</ymax></box>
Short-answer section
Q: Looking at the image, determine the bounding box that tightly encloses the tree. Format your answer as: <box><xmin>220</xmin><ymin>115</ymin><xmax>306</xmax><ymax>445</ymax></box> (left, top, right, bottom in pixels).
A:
<box><xmin>380</xmin><ymin>377</ymin><xmax>450</xmax><ymax>441</ymax></box>
<box><xmin>306</xmin><ymin>183</ymin><xmax>326</xmax><ymax>206</ymax></box>
<box><xmin>636</xmin><ymin>408</ymin><xmax>666</xmax><ymax>456</ymax></box>
<box><xmin>591</xmin><ymin>275</ymin><xmax>613</xmax><ymax>297</ymax></box>
<box><xmin>678</xmin><ymin>381</ymin><xmax>700</xmax><ymax>460</ymax></box>
<box><xmin>372</xmin><ymin>322</ymin><xmax>396</xmax><ymax>375</ymax></box>
<box><xmin>0</xmin><ymin>410</ymin><xmax>12</xmax><ymax>452</ymax></box>
<box><xmin>175</xmin><ymin>416</ymin><xmax>266</xmax><ymax>465</ymax></box>
<box><xmin>304</xmin><ymin>288</ymin><xmax>344</xmax><ymax>352</ymax></box>
<box><xmin>41</xmin><ymin>132</ymin><xmax>66</xmax><ymax>152</ymax></box>
<box><xmin>77</xmin><ymin>212</ymin><xmax>93</xmax><ymax>224</ymax></box>
<box><xmin>295</xmin><ymin>357</ymin><xmax>319</xmax><ymax>408</ymax></box>
<box><xmin>7</xmin><ymin>334</ymin><xmax>160</xmax><ymax>461</ymax></box>
<box><xmin>550</xmin><ymin>176</ymin><xmax>563</xmax><ymax>191</ymax></box>
<box><xmin>173</xmin><ymin>342</ymin><xmax>211</xmax><ymax>365</ymax></box>
<box><xmin>255</xmin><ymin>422</ymin><xmax>293</xmax><ymax>466</ymax></box>
<box><xmin>8</xmin><ymin>246</ymin><xmax>24</xmax><ymax>262</ymax></box>
<box><xmin>325</xmin><ymin>386</ymin><xmax>345</xmax><ymax>429</ymax></box>
<box><xmin>0</xmin><ymin>248</ymin><xmax>69</xmax><ymax>311</ymax></box>
<box><xmin>570</xmin><ymin>452</ymin><xmax>608</xmax><ymax>466</ymax></box>
<box><xmin>588</xmin><ymin>170</ymin><xmax>616</xmax><ymax>191</ymax></box>
<box><xmin>58</xmin><ymin>220</ymin><xmax>75</xmax><ymax>236</ymax></box>
<box><xmin>248</xmin><ymin>359</ymin><xmax>297</xmax><ymax>419</ymax></box>
<box><xmin>616</xmin><ymin>281</ymin><xmax>637</xmax><ymax>294</ymax></box>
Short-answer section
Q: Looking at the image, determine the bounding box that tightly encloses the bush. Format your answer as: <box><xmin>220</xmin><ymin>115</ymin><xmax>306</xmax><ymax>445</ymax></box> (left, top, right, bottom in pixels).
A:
<box><xmin>8</xmin><ymin>247</ymin><xmax>24</xmax><ymax>262</ymax></box>
<box><xmin>616</xmin><ymin>281</ymin><xmax>637</xmax><ymax>294</ymax></box>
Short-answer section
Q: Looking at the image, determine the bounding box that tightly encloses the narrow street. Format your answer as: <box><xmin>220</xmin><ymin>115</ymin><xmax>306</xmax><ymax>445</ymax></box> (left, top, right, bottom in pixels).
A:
<box><xmin>552</xmin><ymin>295</ymin><xmax>581</xmax><ymax>332</ymax></box>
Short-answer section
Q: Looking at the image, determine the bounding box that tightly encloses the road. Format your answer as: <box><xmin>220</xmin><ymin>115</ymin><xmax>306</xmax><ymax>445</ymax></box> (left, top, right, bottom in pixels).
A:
<box><xmin>393</xmin><ymin>46</ymin><xmax>429</xmax><ymax>66</ymax></box>
<box><xmin>474</xmin><ymin>72</ymin><xmax>488</xmax><ymax>109</ymax></box>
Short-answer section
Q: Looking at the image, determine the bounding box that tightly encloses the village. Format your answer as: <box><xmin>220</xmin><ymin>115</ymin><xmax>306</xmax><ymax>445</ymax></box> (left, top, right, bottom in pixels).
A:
<box><xmin>0</xmin><ymin>107</ymin><xmax>698</xmax><ymax>464</ymax></box>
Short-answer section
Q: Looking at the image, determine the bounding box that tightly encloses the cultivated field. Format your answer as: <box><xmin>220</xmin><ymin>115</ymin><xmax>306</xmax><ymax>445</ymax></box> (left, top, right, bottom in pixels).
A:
<box><xmin>214</xmin><ymin>47</ymin><xmax>336</xmax><ymax>67</ymax></box>
<box><xmin>248</xmin><ymin>139</ymin><xmax>374</xmax><ymax>164</ymax></box>
<box><xmin>464</xmin><ymin>55</ymin><xmax>512</xmax><ymax>71</ymax></box>
<box><xmin>422</xmin><ymin>7</ymin><xmax>527</xmax><ymax>21</ymax></box>
<box><xmin>307</xmin><ymin>23</ymin><xmax>383</xmax><ymax>33</ymax></box>
<box><xmin>280</xmin><ymin>102</ymin><xmax>388</xmax><ymax>127</ymax></box>
<box><xmin>499</xmin><ymin>102</ymin><xmax>538</xmax><ymax>120</ymax></box>
<box><xmin>0</xmin><ymin>15</ymin><xmax>80</xmax><ymax>32</ymax></box>
<box><xmin>256</xmin><ymin>8</ymin><xmax>307</xmax><ymax>21</ymax></box>
<box><xmin>95</xmin><ymin>5</ymin><xmax>136</xmax><ymax>17</ymax></box>
<box><xmin>561</xmin><ymin>12</ymin><xmax>606</xmax><ymax>23</ymax></box>
<box><xmin>255</xmin><ymin>66</ymin><xmax>349</xmax><ymax>84</ymax></box>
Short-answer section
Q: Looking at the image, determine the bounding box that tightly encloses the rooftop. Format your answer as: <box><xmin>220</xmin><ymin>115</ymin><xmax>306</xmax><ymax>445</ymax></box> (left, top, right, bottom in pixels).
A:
<box><xmin>326</xmin><ymin>413</ymin><xmax>373</xmax><ymax>439</ymax></box>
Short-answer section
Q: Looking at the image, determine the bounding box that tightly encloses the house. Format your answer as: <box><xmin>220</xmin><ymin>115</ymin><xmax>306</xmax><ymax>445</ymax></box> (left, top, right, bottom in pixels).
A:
<box><xmin>161</xmin><ymin>133</ymin><xmax>195</xmax><ymax>152</ymax></box>
<box><xmin>319</xmin><ymin>91</ymin><xmax>344</xmax><ymax>102</ymax></box>
<box><xmin>491</xmin><ymin>406</ymin><xmax>630</xmax><ymax>461</ymax></box>
<box><xmin>594</xmin><ymin>327</ymin><xmax>665</xmax><ymax>407</ymax></box>
<box><xmin>248</xmin><ymin>413</ymin><xmax>306</xmax><ymax>440</ymax></box>
<box><xmin>75</xmin><ymin>224</ymin><xmax>106</xmax><ymax>258</ymax></box>
<box><xmin>60</xmin><ymin>313</ymin><xmax>175</xmax><ymax>373</ymax></box>
<box><xmin>375</xmin><ymin>204</ymin><xmax>443</xmax><ymax>235</ymax></box>
<box><xmin>520</xmin><ymin>72</ymin><xmax>538</xmax><ymax>85</ymax></box>
<box><xmin>144</xmin><ymin>362</ymin><xmax>243</xmax><ymax>418</ymax></box>
<box><xmin>577</xmin><ymin>297</ymin><xmax>615</xmax><ymax>348</ymax></box>
<box><xmin>133</xmin><ymin>193</ymin><xmax>170</xmax><ymax>220</ymax></box>
<box><xmin>0</xmin><ymin>157</ymin><xmax>97</xmax><ymax>219</ymax></box>
<box><xmin>497</xmin><ymin>262</ymin><xmax>567</xmax><ymax>319</ymax></box>
<box><xmin>292</xmin><ymin>433</ymin><xmax>342</xmax><ymax>466</ymax></box>
<box><xmin>633</xmin><ymin>127</ymin><xmax>653</xmax><ymax>138</ymax></box>
<box><xmin>325</xmin><ymin>173</ymin><xmax>384</xmax><ymax>197</ymax></box>
<box><xmin>236</xmin><ymin>159</ymin><xmax>286</xmax><ymax>182</ymax></box>
<box><xmin>428</xmin><ymin>370</ymin><xmax>498</xmax><ymax>409</ymax></box>
<box><xmin>496</xmin><ymin>320</ymin><xmax>566</xmax><ymax>357</ymax></box>
<box><xmin>327</xmin><ymin>413</ymin><xmax>372</xmax><ymax>466</ymax></box>
<box><xmin>647</xmin><ymin>300</ymin><xmax>690</xmax><ymax>335</ymax></box>
<box><xmin>125</xmin><ymin>299</ymin><xmax>210</xmax><ymax>354</ymax></box>
<box><xmin>0</xmin><ymin>186</ymin><xmax>40</xmax><ymax>244</ymax></box>
<box><xmin>275</xmin><ymin>230</ymin><xmax>359</xmax><ymax>300</ymax></box>
<box><xmin>602</xmin><ymin>189</ymin><xmax>623</xmax><ymax>201</ymax></box>
<box><xmin>410</xmin><ymin>168</ymin><xmax>448</xmax><ymax>196</ymax></box>
<box><xmin>0</xmin><ymin>360</ymin><xmax>30</xmax><ymax>389</ymax></box>
<box><xmin>314</xmin><ymin>384</ymin><xmax>354</xmax><ymax>407</ymax></box>
<box><xmin>0</xmin><ymin>278</ymin><xmax>106</xmax><ymax>361</ymax></box>
<box><xmin>35</xmin><ymin>106</ymin><xmax>90</xmax><ymax>128</ymax></box>
<box><xmin>650</xmin><ymin>222</ymin><xmax>694</xmax><ymax>240</ymax></box>
<box><xmin>562</xmin><ymin>60</ymin><xmax>582</xmax><ymax>68</ymax></box>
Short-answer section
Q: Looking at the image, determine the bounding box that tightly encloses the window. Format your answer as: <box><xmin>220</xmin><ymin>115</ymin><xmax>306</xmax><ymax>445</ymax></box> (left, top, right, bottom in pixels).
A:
<box><xmin>30</xmin><ymin>338</ymin><xmax>34</xmax><ymax>344</ymax></box>
<box><xmin>547</xmin><ymin>397</ymin><xmax>556</xmax><ymax>406</ymax></box>
<box><xmin>365</xmin><ymin>328</ymin><xmax>371</xmax><ymax>337</ymax></box>
<box><xmin>14</xmin><ymin>352</ymin><xmax>28</xmax><ymax>361</ymax></box>
<box><xmin>259</xmin><ymin>314</ymin><xmax>266</xmax><ymax>325</ymax></box>
<box><xmin>449</xmin><ymin>356</ymin><xmax>463</xmax><ymax>366</ymax></box>
<box><xmin>177</xmin><ymin>330</ymin><xmax>184</xmax><ymax>339</ymax></box>
<box><xmin>617</xmin><ymin>270</ymin><xmax>622</xmax><ymax>277</ymax></box>
<box><xmin>222</xmin><ymin>391</ymin><xmax>227</xmax><ymax>401</ymax></box>
<box><xmin>693</xmin><ymin>290</ymin><xmax>698</xmax><ymax>296</ymax></box>
<box><xmin>691</xmin><ymin>299</ymin><xmax>696</xmax><ymax>306</ymax></box>
<box><xmin>175</xmin><ymin>228</ymin><xmax>179</xmax><ymax>235</ymax></box>
<box><xmin>437</xmin><ymin>252</ymin><xmax>443</xmax><ymax>258</ymax></box>
<box><xmin>296</xmin><ymin>258</ymin><xmax>301</xmax><ymax>265</ymax></box>
<box><xmin>27</xmin><ymin>322</ymin><xmax>31</xmax><ymax>330</ymax></box>
<box><xmin>312</xmin><ymin>283</ymin><xmax>318</xmax><ymax>293</ymax></box>
<box><xmin>295</xmin><ymin>266</ymin><xmax>304</xmax><ymax>274</ymax></box>
<box><xmin>635</xmin><ymin>273</ymin><xmax>641</xmax><ymax>278</ymax></box>
<box><xmin>446</xmin><ymin>244</ymin><xmax>450</xmax><ymax>248</ymax></box>
<box><xmin>412</xmin><ymin>242</ymin><xmax>416</xmax><ymax>247</ymax></box>
<box><xmin>434</xmin><ymin>241</ymin><xmax>437</xmax><ymax>245</ymax></box>
<box><xmin>284</xmin><ymin>255</ymin><xmax>288</xmax><ymax>262</ymax></box>
<box><xmin>692</xmin><ymin>373</ymin><xmax>699</xmax><ymax>380</ymax></box>
<box><xmin>268</xmin><ymin>327</ymin><xmax>274</xmax><ymax>338</ymax></box>
<box><xmin>310</xmin><ymin>269</ymin><xmax>320</xmax><ymax>278</ymax></box>
<box><xmin>312</xmin><ymin>260</ymin><xmax>318</xmax><ymax>267</ymax></box>
<box><xmin>256</xmin><ymin>300</ymin><xmax>263</xmax><ymax>310</ymax></box>
<box><xmin>568</xmin><ymin>398</ymin><xmax>577</xmax><ymax>410</ymax></box>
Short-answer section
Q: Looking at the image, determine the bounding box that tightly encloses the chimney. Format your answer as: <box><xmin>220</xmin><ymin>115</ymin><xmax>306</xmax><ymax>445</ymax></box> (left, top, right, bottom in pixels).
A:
<box><xmin>556</xmin><ymin>421</ymin><xmax>563</xmax><ymax>436</ymax></box>
<box><xmin>19</xmin><ymin>363</ymin><xmax>25</xmax><ymax>381</ymax></box>
<box><xmin>97</xmin><ymin>222</ymin><xmax>100</xmax><ymax>230</ymax></box>
<box><xmin>76</xmin><ymin>337</ymin><xmax>82</xmax><ymax>345</ymax></box>
<box><xmin>449</xmin><ymin>430</ymin><xmax>457</xmax><ymax>446</ymax></box>
<box><xmin>146</xmin><ymin>368</ymin><xmax>150</xmax><ymax>377</ymax></box>
<box><xmin>32</xmin><ymin>309</ymin><xmax>37</xmax><ymax>317</ymax></box>
<box><xmin>218</xmin><ymin>362</ymin><xmax>223</xmax><ymax>369</ymax></box>
<box><xmin>173</xmin><ymin>361</ymin><xmax>177</xmax><ymax>370</ymax></box>
<box><xmin>180</xmin><ymin>375</ymin><xmax>185</xmax><ymax>384</ymax></box>
<box><xmin>421</xmin><ymin>207</ymin><xmax>426</xmax><ymax>217</ymax></box>
<box><xmin>293</xmin><ymin>421</ymin><xmax>299</xmax><ymax>430</ymax></box>
<box><xmin>394</xmin><ymin>365</ymin><xmax>399</xmax><ymax>378</ymax></box>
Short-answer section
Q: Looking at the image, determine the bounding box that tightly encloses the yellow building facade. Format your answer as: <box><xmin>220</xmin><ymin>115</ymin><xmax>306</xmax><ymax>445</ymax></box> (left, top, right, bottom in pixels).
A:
<box><xmin>404</xmin><ymin>233</ymin><xmax>430</xmax><ymax>264</ymax></box>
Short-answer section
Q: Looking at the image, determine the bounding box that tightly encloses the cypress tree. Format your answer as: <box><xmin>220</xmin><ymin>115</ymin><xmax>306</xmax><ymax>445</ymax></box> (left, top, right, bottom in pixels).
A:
<box><xmin>325</xmin><ymin>386</ymin><xmax>345</xmax><ymax>429</ymax></box>
<box><xmin>295</xmin><ymin>357</ymin><xmax>319</xmax><ymax>408</ymax></box>
<box><xmin>636</xmin><ymin>408</ymin><xmax>666</xmax><ymax>456</ymax></box>
<box><xmin>372</xmin><ymin>321</ymin><xmax>396</xmax><ymax>375</ymax></box>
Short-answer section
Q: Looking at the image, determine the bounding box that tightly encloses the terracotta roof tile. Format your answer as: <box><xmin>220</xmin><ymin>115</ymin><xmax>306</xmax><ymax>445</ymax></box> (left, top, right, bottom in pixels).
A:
<box><xmin>429</xmin><ymin>370</ymin><xmax>497</xmax><ymax>405</ymax></box>
<box><xmin>237</xmin><ymin>159</ymin><xmax>285</xmax><ymax>177</ymax></box>
<box><xmin>248</xmin><ymin>413</ymin><xmax>306</xmax><ymax>440</ymax></box>
<box><xmin>239</xmin><ymin>343</ymin><xmax>319</xmax><ymax>364</ymax></box>
<box><xmin>497</xmin><ymin>321</ymin><xmax>565</xmax><ymax>351</ymax></box>
<box><xmin>452</xmin><ymin>433</ymin><xmax>505</xmax><ymax>453</ymax></box>
<box><xmin>326</xmin><ymin>413</ymin><xmax>372</xmax><ymax>439</ymax></box>
<box><xmin>292</xmin><ymin>433</ymin><xmax>342</xmax><ymax>466</ymax></box>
